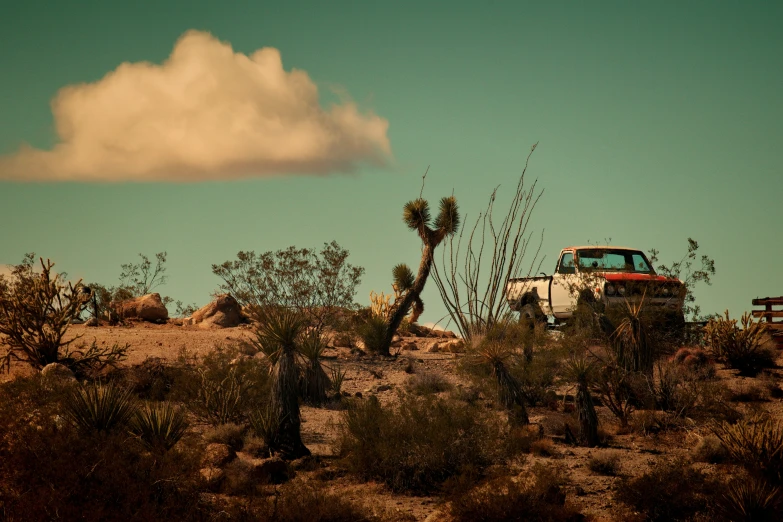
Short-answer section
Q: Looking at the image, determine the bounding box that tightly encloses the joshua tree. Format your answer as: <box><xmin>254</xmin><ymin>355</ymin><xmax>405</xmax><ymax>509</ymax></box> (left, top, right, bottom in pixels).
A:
<box><xmin>380</xmin><ymin>195</ymin><xmax>460</xmax><ymax>355</ymax></box>
<box><xmin>253</xmin><ymin>307</ymin><xmax>311</xmax><ymax>459</ymax></box>
<box><xmin>566</xmin><ymin>357</ymin><xmax>600</xmax><ymax>447</ymax></box>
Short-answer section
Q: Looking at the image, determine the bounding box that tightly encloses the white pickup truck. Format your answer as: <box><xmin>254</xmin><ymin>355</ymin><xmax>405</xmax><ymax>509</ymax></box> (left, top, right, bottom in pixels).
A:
<box><xmin>506</xmin><ymin>246</ymin><xmax>686</xmax><ymax>327</ymax></box>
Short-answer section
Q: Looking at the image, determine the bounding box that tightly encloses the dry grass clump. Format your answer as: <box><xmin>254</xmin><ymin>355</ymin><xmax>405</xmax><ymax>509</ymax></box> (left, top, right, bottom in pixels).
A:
<box><xmin>587</xmin><ymin>452</ymin><xmax>621</xmax><ymax>476</ymax></box>
<box><xmin>405</xmin><ymin>371</ymin><xmax>453</xmax><ymax>395</ymax></box>
<box><xmin>446</xmin><ymin>464</ymin><xmax>583</xmax><ymax>522</ymax></box>
<box><xmin>203</xmin><ymin>422</ymin><xmax>246</xmax><ymax>451</ymax></box>
<box><xmin>614</xmin><ymin>458</ymin><xmax>719</xmax><ymax>521</ymax></box>
<box><xmin>334</xmin><ymin>394</ymin><xmax>517</xmax><ymax>494</ymax></box>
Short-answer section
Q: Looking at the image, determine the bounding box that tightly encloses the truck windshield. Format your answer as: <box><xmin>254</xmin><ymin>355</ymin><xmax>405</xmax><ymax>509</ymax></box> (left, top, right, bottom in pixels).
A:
<box><xmin>576</xmin><ymin>249</ymin><xmax>653</xmax><ymax>273</ymax></box>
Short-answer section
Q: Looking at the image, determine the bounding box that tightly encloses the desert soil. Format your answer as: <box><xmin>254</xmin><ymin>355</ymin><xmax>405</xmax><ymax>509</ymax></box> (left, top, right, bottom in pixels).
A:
<box><xmin>4</xmin><ymin>321</ymin><xmax>783</xmax><ymax>521</ymax></box>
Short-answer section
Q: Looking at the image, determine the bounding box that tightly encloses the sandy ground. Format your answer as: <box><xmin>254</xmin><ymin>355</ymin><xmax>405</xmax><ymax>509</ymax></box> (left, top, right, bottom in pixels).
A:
<box><xmin>3</xmin><ymin>321</ymin><xmax>783</xmax><ymax>521</ymax></box>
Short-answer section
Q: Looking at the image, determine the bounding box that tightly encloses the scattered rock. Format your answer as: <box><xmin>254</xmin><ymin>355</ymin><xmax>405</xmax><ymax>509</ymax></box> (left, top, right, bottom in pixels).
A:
<box><xmin>112</xmin><ymin>293</ymin><xmax>169</xmax><ymax>323</ymax></box>
<box><xmin>203</xmin><ymin>443</ymin><xmax>236</xmax><ymax>468</ymax></box>
<box><xmin>200</xmin><ymin>467</ymin><xmax>225</xmax><ymax>491</ymax></box>
<box><xmin>191</xmin><ymin>293</ymin><xmax>246</xmax><ymax>329</ymax></box>
<box><xmin>427</xmin><ymin>341</ymin><xmax>442</xmax><ymax>353</ymax></box>
<box><xmin>230</xmin><ymin>355</ymin><xmax>252</xmax><ymax>365</ymax></box>
<box><xmin>41</xmin><ymin>363</ymin><xmax>76</xmax><ymax>383</ymax></box>
<box><xmin>168</xmin><ymin>317</ymin><xmax>185</xmax><ymax>326</ymax></box>
<box><xmin>401</xmin><ymin>341</ymin><xmax>418</xmax><ymax>351</ymax></box>
<box><xmin>375</xmin><ymin>384</ymin><xmax>392</xmax><ymax>392</ymax></box>
<box><xmin>444</xmin><ymin>340</ymin><xmax>466</xmax><ymax>353</ymax></box>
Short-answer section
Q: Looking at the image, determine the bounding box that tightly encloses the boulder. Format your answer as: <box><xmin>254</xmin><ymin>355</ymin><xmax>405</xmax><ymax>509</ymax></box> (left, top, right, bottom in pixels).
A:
<box><xmin>113</xmin><ymin>293</ymin><xmax>169</xmax><ymax>323</ymax></box>
<box><xmin>41</xmin><ymin>363</ymin><xmax>76</xmax><ymax>383</ymax></box>
<box><xmin>238</xmin><ymin>455</ymin><xmax>290</xmax><ymax>484</ymax></box>
<box><xmin>191</xmin><ymin>294</ymin><xmax>245</xmax><ymax>329</ymax></box>
<box><xmin>427</xmin><ymin>341</ymin><xmax>442</xmax><ymax>353</ymax></box>
<box><xmin>199</xmin><ymin>467</ymin><xmax>225</xmax><ymax>491</ymax></box>
<box><xmin>401</xmin><ymin>341</ymin><xmax>418</xmax><ymax>351</ymax></box>
<box><xmin>203</xmin><ymin>443</ymin><xmax>236</xmax><ymax>468</ymax></box>
<box><xmin>444</xmin><ymin>340</ymin><xmax>466</xmax><ymax>353</ymax></box>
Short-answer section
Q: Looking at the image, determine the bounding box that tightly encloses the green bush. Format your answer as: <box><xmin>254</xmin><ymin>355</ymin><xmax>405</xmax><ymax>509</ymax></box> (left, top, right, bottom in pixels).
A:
<box><xmin>335</xmin><ymin>395</ymin><xmax>515</xmax><ymax>493</ymax></box>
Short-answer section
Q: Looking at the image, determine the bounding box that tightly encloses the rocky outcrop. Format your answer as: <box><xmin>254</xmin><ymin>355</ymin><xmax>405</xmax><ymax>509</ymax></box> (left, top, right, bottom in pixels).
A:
<box><xmin>113</xmin><ymin>293</ymin><xmax>169</xmax><ymax>323</ymax></box>
<box><xmin>41</xmin><ymin>363</ymin><xmax>76</xmax><ymax>383</ymax></box>
<box><xmin>190</xmin><ymin>294</ymin><xmax>246</xmax><ymax>329</ymax></box>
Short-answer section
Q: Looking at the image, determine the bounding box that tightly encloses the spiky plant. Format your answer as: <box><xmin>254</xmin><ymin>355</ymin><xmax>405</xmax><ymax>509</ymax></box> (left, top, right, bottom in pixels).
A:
<box><xmin>392</xmin><ymin>263</ymin><xmax>424</xmax><ymax>323</ymax></box>
<box><xmin>131</xmin><ymin>401</ymin><xmax>188</xmax><ymax>451</ymax></box>
<box><xmin>611</xmin><ymin>293</ymin><xmax>653</xmax><ymax>375</ymax></box>
<box><xmin>473</xmin><ymin>340</ymin><xmax>529</xmax><ymax>425</ymax></box>
<box><xmin>64</xmin><ymin>380</ymin><xmax>138</xmax><ymax>433</ymax></box>
<box><xmin>330</xmin><ymin>364</ymin><xmax>347</xmax><ymax>397</ymax></box>
<box><xmin>379</xmin><ymin>195</ymin><xmax>460</xmax><ymax>355</ymax></box>
<box><xmin>298</xmin><ymin>328</ymin><xmax>330</xmax><ymax>405</ymax></box>
<box><xmin>194</xmin><ymin>365</ymin><xmax>248</xmax><ymax>425</ymax></box>
<box><xmin>254</xmin><ymin>306</ymin><xmax>310</xmax><ymax>459</ymax></box>
<box><xmin>705</xmin><ymin>310</ymin><xmax>772</xmax><ymax>375</ymax></box>
<box><xmin>712</xmin><ymin>415</ymin><xmax>783</xmax><ymax>485</ymax></box>
<box><xmin>720</xmin><ymin>478</ymin><xmax>782</xmax><ymax>521</ymax></box>
<box><xmin>358</xmin><ymin>314</ymin><xmax>389</xmax><ymax>354</ymax></box>
<box><xmin>565</xmin><ymin>357</ymin><xmax>599</xmax><ymax>447</ymax></box>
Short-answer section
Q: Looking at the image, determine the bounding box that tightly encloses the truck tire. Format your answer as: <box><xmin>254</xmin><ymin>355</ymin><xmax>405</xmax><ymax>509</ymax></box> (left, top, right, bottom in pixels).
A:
<box><xmin>519</xmin><ymin>303</ymin><xmax>546</xmax><ymax>331</ymax></box>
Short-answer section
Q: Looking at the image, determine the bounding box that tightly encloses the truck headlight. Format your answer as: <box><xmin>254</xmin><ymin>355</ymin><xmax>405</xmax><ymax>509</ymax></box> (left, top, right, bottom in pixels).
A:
<box><xmin>606</xmin><ymin>284</ymin><xmax>616</xmax><ymax>296</ymax></box>
<box><xmin>618</xmin><ymin>286</ymin><xmax>626</xmax><ymax>296</ymax></box>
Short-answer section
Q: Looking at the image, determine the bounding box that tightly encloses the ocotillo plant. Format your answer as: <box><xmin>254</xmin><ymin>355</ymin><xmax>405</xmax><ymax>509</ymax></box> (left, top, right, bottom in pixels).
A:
<box><xmin>380</xmin><ymin>195</ymin><xmax>460</xmax><ymax>355</ymax></box>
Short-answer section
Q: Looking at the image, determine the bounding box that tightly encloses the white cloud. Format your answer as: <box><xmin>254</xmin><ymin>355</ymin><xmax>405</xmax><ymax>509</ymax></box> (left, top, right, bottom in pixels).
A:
<box><xmin>0</xmin><ymin>30</ymin><xmax>392</xmax><ymax>182</ymax></box>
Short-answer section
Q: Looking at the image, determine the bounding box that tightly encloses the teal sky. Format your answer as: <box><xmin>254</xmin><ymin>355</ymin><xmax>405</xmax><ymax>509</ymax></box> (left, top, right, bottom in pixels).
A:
<box><xmin>1</xmin><ymin>1</ymin><xmax>780</xmax><ymax>325</ymax></box>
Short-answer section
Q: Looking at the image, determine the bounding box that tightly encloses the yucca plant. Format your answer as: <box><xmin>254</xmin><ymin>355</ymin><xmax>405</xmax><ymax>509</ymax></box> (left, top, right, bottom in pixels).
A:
<box><xmin>712</xmin><ymin>415</ymin><xmax>783</xmax><ymax>485</ymax></box>
<box><xmin>358</xmin><ymin>314</ymin><xmax>388</xmax><ymax>354</ymax></box>
<box><xmin>473</xmin><ymin>340</ymin><xmax>529</xmax><ymax>425</ymax></box>
<box><xmin>391</xmin><ymin>263</ymin><xmax>424</xmax><ymax>323</ymax></box>
<box><xmin>378</xmin><ymin>195</ymin><xmax>460</xmax><ymax>355</ymax></box>
<box><xmin>611</xmin><ymin>293</ymin><xmax>653</xmax><ymax>375</ymax></box>
<box><xmin>705</xmin><ymin>310</ymin><xmax>772</xmax><ymax>375</ymax></box>
<box><xmin>565</xmin><ymin>356</ymin><xmax>599</xmax><ymax>447</ymax></box>
<box><xmin>720</xmin><ymin>478</ymin><xmax>782</xmax><ymax>521</ymax></box>
<box><xmin>330</xmin><ymin>364</ymin><xmax>347</xmax><ymax>397</ymax></box>
<box><xmin>64</xmin><ymin>380</ymin><xmax>137</xmax><ymax>433</ymax></box>
<box><xmin>131</xmin><ymin>401</ymin><xmax>188</xmax><ymax>451</ymax></box>
<box><xmin>249</xmin><ymin>403</ymin><xmax>283</xmax><ymax>451</ymax></box>
<box><xmin>298</xmin><ymin>328</ymin><xmax>330</xmax><ymax>405</ymax></box>
<box><xmin>254</xmin><ymin>306</ymin><xmax>310</xmax><ymax>459</ymax></box>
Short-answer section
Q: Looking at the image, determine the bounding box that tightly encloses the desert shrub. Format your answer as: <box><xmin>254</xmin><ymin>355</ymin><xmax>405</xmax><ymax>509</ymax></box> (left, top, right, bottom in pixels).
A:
<box><xmin>610</xmin><ymin>299</ymin><xmax>654</xmax><ymax>375</ymax></box>
<box><xmin>0</xmin><ymin>254</ymin><xmax>125</xmax><ymax>374</ymax></box>
<box><xmin>406</xmin><ymin>371</ymin><xmax>452</xmax><ymax>395</ymax></box>
<box><xmin>130</xmin><ymin>401</ymin><xmax>188</xmax><ymax>451</ymax></box>
<box><xmin>123</xmin><ymin>356</ymin><xmax>177</xmax><ymax>401</ymax></box>
<box><xmin>692</xmin><ymin>434</ymin><xmax>728</xmax><ymax>464</ymax></box>
<box><xmin>357</xmin><ymin>314</ymin><xmax>388</xmax><ymax>354</ymax></box>
<box><xmin>614</xmin><ymin>458</ymin><xmax>719</xmax><ymax>521</ymax></box>
<box><xmin>515</xmin><ymin>345</ymin><xmax>560</xmax><ymax>406</ymax></box>
<box><xmin>329</xmin><ymin>365</ymin><xmax>347</xmax><ymax>396</ymax></box>
<box><xmin>447</xmin><ymin>464</ymin><xmax>582</xmax><ymax>522</ymax></box>
<box><xmin>647</xmin><ymin>238</ymin><xmax>716</xmax><ymax>323</ymax></box>
<box><xmin>470</xmin><ymin>334</ymin><xmax>529</xmax><ymax>425</ymax></box>
<box><xmin>64</xmin><ymin>380</ymin><xmax>138</xmax><ymax>434</ymax></box>
<box><xmin>591</xmin><ymin>361</ymin><xmax>646</xmax><ymax>428</ymax></box>
<box><xmin>530</xmin><ymin>438</ymin><xmax>558</xmax><ymax>457</ymax></box>
<box><xmin>0</xmin><ymin>394</ymin><xmax>207</xmax><ymax>521</ymax></box>
<box><xmin>172</xmin><ymin>344</ymin><xmax>269</xmax><ymax>425</ymax></box>
<box><xmin>669</xmin><ymin>346</ymin><xmax>714</xmax><ymax>377</ymax></box>
<box><xmin>335</xmin><ymin>395</ymin><xmax>514</xmax><ymax>493</ymax></box>
<box><xmin>588</xmin><ymin>452</ymin><xmax>621</xmax><ymax>475</ymax></box>
<box><xmin>705</xmin><ymin>310</ymin><xmax>774</xmax><ymax>376</ymax></box>
<box><xmin>716</xmin><ymin>477</ymin><xmax>783</xmax><ymax>522</ymax></box>
<box><xmin>212</xmin><ymin>241</ymin><xmax>365</xmax><ymax>331</ymax></box>
<box><xmin>711</xmin><ymin>415</ymin><xmax>783</xmax><ymax>485</ymax></box>
<box><xmin>260</xmin><ymin>479</ymin><xmax>379</xmax><ymax>522</ymax></box>
<box><xmin>203</xmin><ymin>422</ymin><xmax>246</xmax><ymax>451</ymax></box>
<box><xmin>729</xmin><ymin>383</ymin><xmax>767</xmax><ymax>403</ymax></box>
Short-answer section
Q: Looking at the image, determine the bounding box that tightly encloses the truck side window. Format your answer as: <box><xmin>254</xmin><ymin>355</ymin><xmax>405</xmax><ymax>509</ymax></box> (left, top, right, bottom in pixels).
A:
<box><xmin>558</xmin><ymin>252</ymin><xmax>575</xmax><ymax>274</ymax></box>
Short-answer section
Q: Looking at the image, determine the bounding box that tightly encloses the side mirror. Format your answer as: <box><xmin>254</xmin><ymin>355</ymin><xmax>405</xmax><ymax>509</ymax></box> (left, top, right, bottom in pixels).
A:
<box><xmin>539</xmin><ymin>272</ymin><xmax>547</xmax><ymax>277</ymax></box>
